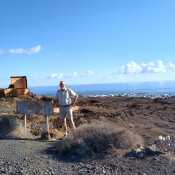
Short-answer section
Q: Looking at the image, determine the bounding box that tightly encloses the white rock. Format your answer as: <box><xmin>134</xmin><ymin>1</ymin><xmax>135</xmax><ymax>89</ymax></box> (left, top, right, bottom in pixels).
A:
<box><xmin>158</xmin><ymin>136</ymin><xmax>163</xmax><ymax>140</ymax></box>
<box><xmin>166</xmin><ymin>136</ymin><xmax>171</xmax><ymax>140</ymax></box>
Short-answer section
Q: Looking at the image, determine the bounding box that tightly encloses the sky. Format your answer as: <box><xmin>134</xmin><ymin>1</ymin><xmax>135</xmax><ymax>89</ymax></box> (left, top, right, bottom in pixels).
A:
<box><xmin>1</xmin><ymin>0</ymin><xmax>175</xmax><ymax>87</ymax></box>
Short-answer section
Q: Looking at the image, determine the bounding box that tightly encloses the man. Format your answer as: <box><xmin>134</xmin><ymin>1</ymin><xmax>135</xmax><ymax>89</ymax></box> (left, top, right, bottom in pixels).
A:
<box><xmin>56</xmin><ymin>81</ymin><xmax>78</xmax><ymax>137</ymax></box>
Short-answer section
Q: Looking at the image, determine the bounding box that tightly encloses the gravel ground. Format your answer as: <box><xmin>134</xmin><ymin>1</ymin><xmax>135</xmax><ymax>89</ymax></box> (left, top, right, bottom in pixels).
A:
<box><xmin>0</xmin><ymin>139</ymin><xmax>175</xmax><ymax>175</ymax></box>
<box><xmin>0</xmin><ymin>140</ymin><xmax>74</xmax><ymax>175</ymax></box>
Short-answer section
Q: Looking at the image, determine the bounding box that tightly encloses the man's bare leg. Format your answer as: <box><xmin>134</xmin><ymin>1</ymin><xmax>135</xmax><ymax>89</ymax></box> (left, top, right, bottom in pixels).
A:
<box><xmin>70</xmin><ymin>110</ymin><xmax>76</xmax><ymax>129</ymax></box>
<box><xmin>70</xmin><ymin>117</ymin><xmax>76</xmax><ymax>129</ymax></box>
<box><xmin>64</xmin><ymin>117</ymin><xmax>68</xmax><ymax>136</ymax></box>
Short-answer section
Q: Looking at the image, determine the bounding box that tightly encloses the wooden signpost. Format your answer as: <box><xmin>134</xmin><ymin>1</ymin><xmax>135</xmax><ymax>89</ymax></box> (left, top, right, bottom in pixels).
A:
<box><xmin>16</xmin><ymin>100</ymin><xmax>53</xmax><ymax>139</ymax></box>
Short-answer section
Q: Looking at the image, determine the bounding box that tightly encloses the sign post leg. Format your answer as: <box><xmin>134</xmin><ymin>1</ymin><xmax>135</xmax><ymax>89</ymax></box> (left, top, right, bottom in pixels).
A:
<box><xmin>46</xmin><ymin>115</ymin><xmax>49</xmax><ymax>136</ymax></box>
<box><xmin>24</xmin><ymin>114</ymin><xmax>27</xmax><ymax>135</ymax></box>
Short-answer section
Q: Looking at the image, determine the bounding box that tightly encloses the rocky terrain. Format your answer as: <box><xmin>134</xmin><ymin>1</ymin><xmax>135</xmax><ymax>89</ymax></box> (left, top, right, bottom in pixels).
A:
<box><xmin>1</xmin><ymin>96</ymin><xmax>175</xmax><ymax>174</ymax></box>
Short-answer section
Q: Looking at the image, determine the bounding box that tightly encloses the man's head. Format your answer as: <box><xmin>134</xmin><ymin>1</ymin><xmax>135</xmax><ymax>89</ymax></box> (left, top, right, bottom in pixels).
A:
<box><xmin>59</xmin><ymin>80</ymin><xmax>66</xmax><ymax>90</ymax></box>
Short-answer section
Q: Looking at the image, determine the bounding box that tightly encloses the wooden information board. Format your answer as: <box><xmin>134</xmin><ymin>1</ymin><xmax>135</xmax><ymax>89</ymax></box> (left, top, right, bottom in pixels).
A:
<box><xmin>16</xmin><ymin>100</ymin><xmax>53</xmax><ymax>116</ymax></box>
<box><xmin>16</xmin><ymin>100</ymin><xmax>53</xmax><ymax>139</ymax></box>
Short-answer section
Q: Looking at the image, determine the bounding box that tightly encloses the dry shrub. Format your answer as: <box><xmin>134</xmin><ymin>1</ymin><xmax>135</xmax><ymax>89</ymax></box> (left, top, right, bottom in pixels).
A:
<box><xmin>56</xmin><ymin>122</ymin><xmax>143</xmax><ymax>159</ymax></box>
<box><xmin>0</xmin><ymin>116</ymin><xmax>33</xmax><ymax>139</ymax></box>
<box><xmin>29</xmin><ymin>116</ymin><xmax>65</xmax><ymax>138</ymax></box>
<box><xmin>28</xmin><ymin>115</ymin><xmax>46</xmax><ymax>136</ymax></box>
<box><xmin>50</xmin><ymin>116</ymin><xmax>63</xmax><ymax>129</ymax></box>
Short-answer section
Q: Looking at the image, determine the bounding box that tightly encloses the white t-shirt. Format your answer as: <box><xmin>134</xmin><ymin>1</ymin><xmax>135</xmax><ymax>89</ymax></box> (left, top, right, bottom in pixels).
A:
<box><xmin>56</xmin><ymin>88</ymin><xmax>77</xmax><ymax>106</ymax></box>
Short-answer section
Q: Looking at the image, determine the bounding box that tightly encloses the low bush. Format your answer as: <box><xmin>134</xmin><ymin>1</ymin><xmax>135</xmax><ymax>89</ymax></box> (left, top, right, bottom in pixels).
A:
<box><xmin>56</xmin><ymin>122</ymin><xmax>143</xmax><ymax>160</ymax></box>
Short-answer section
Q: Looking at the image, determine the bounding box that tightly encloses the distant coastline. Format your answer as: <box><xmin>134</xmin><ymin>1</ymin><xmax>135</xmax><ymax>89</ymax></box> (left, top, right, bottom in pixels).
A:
<box><xmin>30</xmin><ymin>81</ymin><xmax>175</xmax><ymax>97</ymax></box>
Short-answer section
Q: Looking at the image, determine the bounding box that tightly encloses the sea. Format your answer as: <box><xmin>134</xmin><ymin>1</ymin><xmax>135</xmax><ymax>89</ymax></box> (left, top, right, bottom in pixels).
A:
<box><xmin>30</xmin><ymin>81</ymin><xmax>175</xmax><ymax>98</ymax></box>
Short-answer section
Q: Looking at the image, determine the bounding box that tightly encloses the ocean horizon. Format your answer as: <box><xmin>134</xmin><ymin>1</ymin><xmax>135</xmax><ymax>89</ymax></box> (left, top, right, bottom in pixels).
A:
<box><xmin>30</xmin><ymin>81</ymin><xmax>175</xmax><ymax>97</ymax></box>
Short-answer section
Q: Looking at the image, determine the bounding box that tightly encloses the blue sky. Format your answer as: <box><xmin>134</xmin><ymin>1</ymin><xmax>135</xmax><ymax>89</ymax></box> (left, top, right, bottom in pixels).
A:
<box><xmin>1</xmin><ymin>0</ymin><xmax>175</xmax><ymax>87</ymax></box>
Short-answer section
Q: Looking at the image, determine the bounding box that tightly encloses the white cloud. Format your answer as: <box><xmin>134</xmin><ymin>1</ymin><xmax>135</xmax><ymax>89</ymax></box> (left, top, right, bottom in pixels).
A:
<box><xmin>49</xmin><ymin>73</ymin><xmax>64</xmax><ymax>79</ymax></box>
<box><xmin>120</xmin><ymin>60</ymin><xmax>175</xmax><ymax>74</ymax></box>
<box><xmin>49</xmin><ymin>70</ymin><xmax>95</xmax><ymax>80</ymax></box>
<box><xmin>86</xmin><ymin>70</ymin><xmax>95</xmax><ymax>76</ymax></box>
<box><xmin>167</xmin><ymin>62</ymin><xmax>175</xmax><ymax>72</ymax></box>
<box><xmin>9</xmin><ymin>45</ymin><xmax>42</xmax><ymax>55</ymax></box>
<box><xmin>121</xmin><ymin>61</ymin><xmax>142</xmax><ymax>74</ymax></box>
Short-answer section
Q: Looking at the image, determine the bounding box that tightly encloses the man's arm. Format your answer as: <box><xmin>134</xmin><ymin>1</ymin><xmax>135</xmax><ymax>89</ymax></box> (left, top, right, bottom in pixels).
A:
<box><xmin>72</xmin><ymin>94</ymin><xmax>78</xmax><ymax>106</ymax></box>
<box><xmin>68</xmin><ymin>89</ymin><xmax>78</xmax><ymax>106</ymax></box>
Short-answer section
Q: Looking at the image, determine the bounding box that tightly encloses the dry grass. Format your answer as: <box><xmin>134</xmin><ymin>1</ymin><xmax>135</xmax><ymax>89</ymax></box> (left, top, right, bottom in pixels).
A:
<box><xmin>56</xmin><ymin>122</ymin><xmax>144</xmax><ymax>160</ymax></box>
